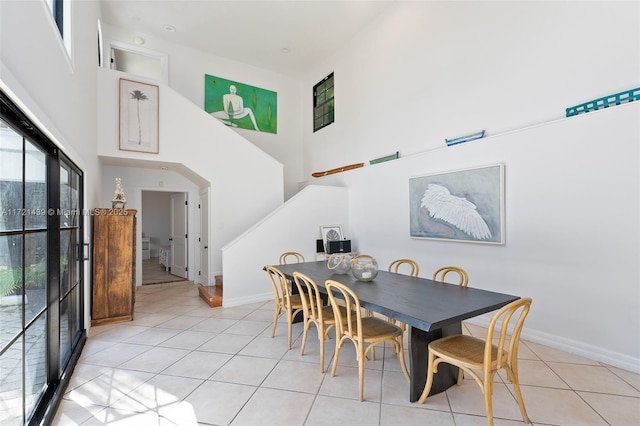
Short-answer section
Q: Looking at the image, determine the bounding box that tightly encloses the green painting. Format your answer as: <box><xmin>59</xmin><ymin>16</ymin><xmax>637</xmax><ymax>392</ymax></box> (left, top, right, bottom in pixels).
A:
<box><xmin>204</xmin><ymin>74</ymin><xmax>277</xmax><ymax>134</ymax></box>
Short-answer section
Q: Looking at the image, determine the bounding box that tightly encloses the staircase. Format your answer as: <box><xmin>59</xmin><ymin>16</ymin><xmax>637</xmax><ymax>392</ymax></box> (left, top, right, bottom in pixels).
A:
<box><xmin>198</xmin><ymin>275</ymin><xmax>223</xmax><ymax>307</ymax></box>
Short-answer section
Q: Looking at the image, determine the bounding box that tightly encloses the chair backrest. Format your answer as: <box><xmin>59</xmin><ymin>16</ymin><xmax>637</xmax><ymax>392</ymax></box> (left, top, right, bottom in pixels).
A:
<box><xmin>484</xmin><ymin>297</ymin><xmax>532</xmax><ymax>374</ymax></box>
<box><xmin>388</xmin><ymin>258</ymin><xmax>420</xmax><ymax>277</ymax></box>
<box><xmin>325</xmin><ymin>279</ymin><xmax>362</xmax><ymax>340</ymax></box>
<box><xmin>279</xmin><ymin>251</ymin><xmax>305</xmax><ymax>265</ymax></box>
<box><xmin>293</xmin><ymin>272</ymin><xmax>325</xmax><ymax>324</ymax></box>
<box><xmin>265</xmin><ymin>265</ymin><xmax>291</xmax><ymax>305</ymax></box>
<box><xmin>433</xmin><ymin>266</ymin><xmax>469</xmax><ymax>287</ymax></box>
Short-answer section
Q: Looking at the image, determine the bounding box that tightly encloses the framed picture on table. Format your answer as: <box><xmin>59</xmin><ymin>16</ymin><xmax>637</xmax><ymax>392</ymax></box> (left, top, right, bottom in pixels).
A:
<box><xmin>320</xmin><ymin>225</ymin><xmax>344</xmax><ymax>253</ymax></box>
<box><xmin>119</xmin><ymin>78</ymin><xmax>159</xmax><ymax>154</ymax></box>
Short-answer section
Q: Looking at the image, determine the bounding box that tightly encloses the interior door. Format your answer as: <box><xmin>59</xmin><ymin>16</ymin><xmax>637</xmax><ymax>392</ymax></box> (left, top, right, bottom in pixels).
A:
<box><xmin>170</xmin><ymin>192</ymin><xmax>188</xmax><ymax>278</ymax></box>
<box><xmin>199</xmin><ymin>189</ymin><xmax>210</xmax><ymax>285</ymax></box>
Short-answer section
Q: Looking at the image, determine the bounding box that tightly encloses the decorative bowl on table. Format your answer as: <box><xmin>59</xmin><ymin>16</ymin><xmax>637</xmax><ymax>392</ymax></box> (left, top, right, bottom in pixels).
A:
<box><xmin>327</xmin><ymin>253</ymin><xmax>353</xmax><ymax>274</ymax></box>
<box><xmin>350</xmin><ymin>255</ymin><xmax>378</xmax><ymax>282</ymax></box>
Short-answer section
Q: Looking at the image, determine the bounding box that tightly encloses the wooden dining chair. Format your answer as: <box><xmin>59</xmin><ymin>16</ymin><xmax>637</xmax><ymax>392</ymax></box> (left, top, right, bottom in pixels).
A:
<box><xmin>279</xmin><ymin>251</ymin><xmax>305</xmax><ymax>299</ymax></box>
<box><xmin>388</xmin><ymin>258</ymin><xmax>420</xmax><ymax>277</ymax></box>
<box><xmin>264</xmin><ymin>265</ymin><xmax>304</xmax><ymax>350</ymax></box>
<box><xmin>292</xmin><ymin>272</ymin><xmax>347</xmax><ymax>372</ymax></box>
<box><xmin>433</xmin><ymin>265</ymin><xmax>469</xmax><ymax>287</ymax></box>
<box><xmin>279</xmin><ymin>251</ymin><xmax>305</xmax><ymax>265</ymax></box>
<box><xmin>386</xmin><ymin>258</ymin><xmax>420</xmax><ymax>331</ymax></box>
<box><xmin>418</xmin><ymin>297</ymin><xmax>533</xmax><ymax>426</ymax></box>
<box><xmin>325</xmin><ymin>279</ymin><xmax>410</xmax><ymax>401</ymax></box>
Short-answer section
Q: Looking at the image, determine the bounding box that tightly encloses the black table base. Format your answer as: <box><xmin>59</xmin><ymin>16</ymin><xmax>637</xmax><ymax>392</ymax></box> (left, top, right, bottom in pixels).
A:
<box><xmin>409</xmin><ymin>323</ymin><xmax>461</xmax><ymax>402</ymax></box>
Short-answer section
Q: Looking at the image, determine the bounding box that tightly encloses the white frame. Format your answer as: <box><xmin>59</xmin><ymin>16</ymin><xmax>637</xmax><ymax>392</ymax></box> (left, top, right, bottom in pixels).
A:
<box><xmin>320</xmin><ymin>225</ymin><xmax>344</xmax><ymax>253</ymax></box>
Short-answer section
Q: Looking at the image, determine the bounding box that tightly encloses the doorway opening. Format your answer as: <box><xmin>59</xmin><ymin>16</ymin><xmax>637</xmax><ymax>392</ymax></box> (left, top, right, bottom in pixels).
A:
<box><xmin>108</xmin><ymin>41</ymin><xmax>169</xmax><ymax>83</ymax></box>
<box><xmin>141</xmin><ymin>190</ymin><xmax>188</xmax><ymax>285</ymax></box>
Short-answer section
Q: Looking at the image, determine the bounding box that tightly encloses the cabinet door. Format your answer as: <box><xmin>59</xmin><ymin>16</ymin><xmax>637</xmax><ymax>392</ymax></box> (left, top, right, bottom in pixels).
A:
<box><xmin>92</xmin><ymin>214</ymin><xmax>110</xmax><ymax>320</ymax></box>
<box><xmin>92</xmin><ymin>210</ymin><xmax>136</xmax><ymax>323</ymax></box>
<box><xmin>105</xmin><ymin>214</ymin><xmax>135</xmax><ymax>317</ymax></box>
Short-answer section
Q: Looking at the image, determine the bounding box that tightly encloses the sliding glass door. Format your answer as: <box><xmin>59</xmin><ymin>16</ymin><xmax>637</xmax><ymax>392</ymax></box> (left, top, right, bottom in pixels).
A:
<box><xmin>0</xmin><ymin>92</ymin><xmax>85</xmax><ymax>425</ymax></box>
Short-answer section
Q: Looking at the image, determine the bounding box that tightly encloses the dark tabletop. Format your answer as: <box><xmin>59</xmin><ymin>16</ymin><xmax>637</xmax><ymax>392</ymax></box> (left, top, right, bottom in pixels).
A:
<box><xmin>272</xmin><ymin>261</ymin><xmax>519</xmax><ymax>332</ymax></box>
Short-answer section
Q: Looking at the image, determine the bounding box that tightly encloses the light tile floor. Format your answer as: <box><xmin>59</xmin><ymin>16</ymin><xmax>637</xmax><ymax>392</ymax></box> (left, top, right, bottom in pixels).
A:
<box><xmin>142</xmin><ymin>257</ymin><xmax>187</xmax><ymax>286</ymax></box>
<box><xmin>54</xmin><ymin>282</ymin><xmax>640</xmax><ymax>425</ymax></box>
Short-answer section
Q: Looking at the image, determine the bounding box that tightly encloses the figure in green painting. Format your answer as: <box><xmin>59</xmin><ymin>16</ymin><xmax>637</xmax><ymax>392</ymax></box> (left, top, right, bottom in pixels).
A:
<box><xmin>211</xmin><ymin>85</ymin><xmax>260</xmax><ymax>131</ymax></box>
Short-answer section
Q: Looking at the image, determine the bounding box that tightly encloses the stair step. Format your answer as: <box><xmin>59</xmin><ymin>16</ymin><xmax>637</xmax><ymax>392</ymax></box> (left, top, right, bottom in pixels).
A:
<box><xmin>199</xmin><ymin>278</ymin><xmax>222</xmax><ymax>308</ymax></box>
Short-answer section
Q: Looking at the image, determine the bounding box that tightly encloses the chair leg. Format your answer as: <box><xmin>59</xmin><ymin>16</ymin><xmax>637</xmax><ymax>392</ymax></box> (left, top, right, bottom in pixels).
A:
<box><xmin>331</xmin><ymin>336</ymin><xmax>344</xmax><ymax>377</ymax></box>
<box><xmin>396</xmin><ymin>338</ymin><xmax>410</xmax><ymax>381</ymax></box>
<box><xmin>319</xmin><ymin>326</ymin><xmax>325</xmax><ymax>373</ymax></box>
<box><xmin>508</xmin><ymin>367</ymin><xmax>531</xmax><ymax>423</ymax></box>
<box><xmin>357</xmin><ymin>342</ymin><xmax>365</xmax><ymax>401</ymax></box>
<box><xmin>300</xmin><ymin>320</ymin><xmax>310</xmax><ymax>356</ymax></box>
<box><xmin>483</xmin><ymin>377</ymin><xmax>495</xmax><ymax>426</ymax></box>
<box><xmin>287</xmin><ymin>313</ymin><xmax>293</xmax><ymax>350</ymax></box>
<box><xmin>418</xmin><ymin>351</ymin><xmax>437</xmax><ymax>403</ymax></box>
<box><xmin>271</xmin><ymin>304</ymin><xmax>280</xmax><ymax>337</ymax></box>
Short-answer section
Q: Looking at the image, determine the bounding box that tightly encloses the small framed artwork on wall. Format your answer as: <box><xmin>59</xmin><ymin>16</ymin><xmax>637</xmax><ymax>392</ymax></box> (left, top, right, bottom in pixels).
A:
<box><xmin>119</xmin><ymin>78</ymin><xmax>159</xmax><ymax>154</ymax></box>
<box><xmin>409</xmin><ymin>164</ymin><xmax>505</xmax><ymax>244</ymax></box>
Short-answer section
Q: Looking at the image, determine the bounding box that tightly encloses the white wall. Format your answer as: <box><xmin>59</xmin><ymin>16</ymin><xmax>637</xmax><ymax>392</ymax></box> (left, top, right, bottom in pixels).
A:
<box><xmin>142</xmin><ymin>191</ymin><xmax>173</xmax><ymax>257</ymax></box>
<box><xmin>310</xmin><ymin>103</ymin><xmax>640</xmax><ymax>372</ymax></box>
<box><xmin>291</xmin><ymin>0</ymin><xmax>640</xmax><ymax>372</ymax></box>
<box><xmin>0</xmin><ymin>0</ymin><xmax>102</xmax><ymax>329</ymax></box>
<box><xmin>303</xmin><ymin>1</ymin><xmax>639</xmax><ymax>175</ymax></box>
<box><xmin>222</xmin><ymin>185</ymin><xmax>349</xmax><ymax>307</ymax></box>
<box><xmin>102</xmin><ymin>23</ymin><xmax>304</xmax><ymax>199</ymax></box>
<box><xmin>97</xmin><ymin>68</ymin><xmax>284</xmax><ymax>275</ymax></box>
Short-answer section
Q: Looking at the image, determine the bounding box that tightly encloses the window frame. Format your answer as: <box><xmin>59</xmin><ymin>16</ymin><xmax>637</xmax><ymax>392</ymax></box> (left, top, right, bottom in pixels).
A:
<box><xmin>313</xmin><ymin>72</ymin><xmax>335</xmax><ymax>132</ymax></box>
<box><xmin>0</xmin><ymin>90</ymin><xmax>86</xmax><ymax>426</ymax></box>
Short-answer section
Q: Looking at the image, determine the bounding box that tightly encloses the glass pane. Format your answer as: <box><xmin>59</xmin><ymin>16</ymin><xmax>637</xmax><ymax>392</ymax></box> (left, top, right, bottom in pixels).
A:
<box><xmin>327</xmin><ymin>86</ymin><xmax>334</xmax><ymax>99</ymax></box>
<box><xmin>59</xmin><ymin>164</ymin><xmax>69</xmax><ymax>225</ymax></box>
<box><xmin>60</xmin><ymin>229</ymin><xmax>71</xmax><ymax>296</ymax></box>
<box><xmin>25</xmin><ymin>139</ymin><xmax>47</xmax><ymax>230</ymax></box>
<box><xmin>0</xmin><ymin>120</ymin><xmax>24</xmax><ymax>233</ymax></box>
<box><xmin>59</xmin><ymin>292</ymin><xmax>70</xmax><ymax>370</ymax></box>
<box><xmin>59</xmin><ymin>285</ymin><xmax>79</xmax><ymax>372</ymax></box>
<box><xmin>60</xmin><ymin>163</ymin><xmax>80</xmax><ymax>229</ymax></box>
<box><xmin>69</xmin><ymin>169</ymin><xmax>80</xmax><ymax>225</ymax></box>
<box><xmin>25</xmin><ymin>232</ymin><xmax>47</xmax><ymax>324</ymax></box>
<box><xmin>0</xmin><ymin>335</ymin><xmax>24</xmax><ymax>425</ymax></box>
<box><xmin>0</xmin><ymin>234</ymin><xmax>23</xmax><ymax>350</ymax></box>
<box><xmin>25</xmin><ymin>313</ymin><xmax>47</xmax><ymax>420</ymax></box>
<box><xmin>317</xmin><ymin>92</ymin><xmax>325</xmax><ymax>104</ymax></box>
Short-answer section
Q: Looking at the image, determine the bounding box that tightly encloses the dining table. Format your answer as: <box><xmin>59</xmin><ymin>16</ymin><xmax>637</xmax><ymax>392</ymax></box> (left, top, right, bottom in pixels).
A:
<box><xmin>272</xmin><ymin>260</ymin><xmax>519</xmax><ymax>402</ymax></box>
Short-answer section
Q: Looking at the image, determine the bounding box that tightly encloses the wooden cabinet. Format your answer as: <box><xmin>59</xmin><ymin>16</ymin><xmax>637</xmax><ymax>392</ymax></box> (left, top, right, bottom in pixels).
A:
<box><xmin>92</xmin><ymin>208</ymin><xmax>137</xmax><ymax>326</ymax></box>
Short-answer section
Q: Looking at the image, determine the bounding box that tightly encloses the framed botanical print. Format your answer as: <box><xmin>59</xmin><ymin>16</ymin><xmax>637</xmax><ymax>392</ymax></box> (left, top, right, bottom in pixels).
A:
<box><xmin>119</xmin><ymin>78</ymin><xmax>159</xmax><ymax>154</ymax></box>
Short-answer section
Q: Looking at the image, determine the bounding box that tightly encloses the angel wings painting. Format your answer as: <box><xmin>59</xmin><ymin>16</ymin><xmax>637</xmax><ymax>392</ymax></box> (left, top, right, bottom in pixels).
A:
<box><xmin>409</xmin><ymin>165</ymin><xmax>504</xmax><ymax>244</ymax></box>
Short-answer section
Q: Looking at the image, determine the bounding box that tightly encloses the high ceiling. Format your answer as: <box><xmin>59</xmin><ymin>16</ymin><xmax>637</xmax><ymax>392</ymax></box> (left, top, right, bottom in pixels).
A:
<box><xmin>100</xmin><ymin>0</ymin><xmax>393</xmax><ymax>76</ymax></box>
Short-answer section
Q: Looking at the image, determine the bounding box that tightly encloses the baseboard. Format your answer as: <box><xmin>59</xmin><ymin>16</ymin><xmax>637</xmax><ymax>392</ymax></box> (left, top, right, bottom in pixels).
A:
<box><xmin>466</xmin><ymin>317</ymin><xmax>640</xmax><ymax>374</ymax></box>
<box><xmin>223</xmin><ymin>291</ymin><xmax>272</xmax><ymax>308</ymax></box>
